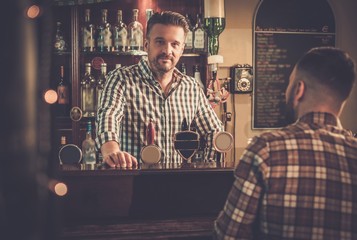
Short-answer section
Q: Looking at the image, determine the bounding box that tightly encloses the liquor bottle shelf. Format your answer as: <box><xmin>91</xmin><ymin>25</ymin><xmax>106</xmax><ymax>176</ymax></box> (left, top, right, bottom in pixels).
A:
<box><xmin>53</xmin><ymin>51</ymin><xmax>161</xmax><ymax>57</ymax></box>
<box><xmin>53</xmin><ymin>51</ymin><xmax>72</xmax><ymax>56</ymax></box>
<box><xmin>81</xmin><ymin>50</ymin><xmax>148</xmax><ymax>56</ymax></box>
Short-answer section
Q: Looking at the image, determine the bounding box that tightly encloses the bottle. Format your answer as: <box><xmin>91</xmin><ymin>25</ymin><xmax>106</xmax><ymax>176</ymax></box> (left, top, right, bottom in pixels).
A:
<box><xmin>53</xmin><ymin>21</ymin><xmax>67</xmax><ymax>52</ymax></box>
<box><xmin>96</xmin><ymin>63</ymin><xmax>107</xmax><ymax>111</ymax></box>
<box><xmin>127</xmin><ymin>9</ymin><xmax>144</xmax><ymax>52</ymax></box>
<box><xmin>58</xmin><ymin>135</ymin><xmax>67</xmax><ymax>164</ymax></box>
<box><xmin>145</xmin><ymin>9</ymin><xmax>154</xmax><ymax>26</ymax></box>
<box><xmin>82</xmin><ymin>121</ymin><xmax>96</xmax><ymax>164</ymax></box>
<box><xmin>97</xmin><ymin>9</ymin><xmax>112</xmax><ymax>52</ymax></box>
<box><xmin>184</xmin><ymin>14</ymin><xmax>193</xmax><ymax>53</ymax></box>
<box><xmin>59</xmin><ymin>135</ymin><xmax>67</xmax><ymax>150</ymax></box>
<box><xmin>80</xmin><ymin>63</ymin><xmax>96</xmax><ymax>117</ymax></box>
<box><xmin>81</xmin><ymin>9</ymin><xmax>96</xmax><ymax>52</ymax></box>
<box><xmin>193</xmin><ymin>64</ymin><xmax>205</xmax><ymax>89</ymax></box>
<box><xmin>113</xmin><ymin>10</ymin><xmax>127</xmax><ymax>52</ymax></box>
<box><xmin>57</xmin><ymin>65</ymin><xmax>70</xmax><ymax>116</ymax></box>
<box><xmin>180</xmin><ymin>63</ymin><xmax>187</xmax><ymax>75</ymax></box>
<box><xmin>203</xmin><ymin>16</ymin><xmax>226</xmax><ymax>55</ymax></box>
<box><xmin>193</xmin><ymin>14</ymin><xmax>206</xmax><ymax>53</ymax></box>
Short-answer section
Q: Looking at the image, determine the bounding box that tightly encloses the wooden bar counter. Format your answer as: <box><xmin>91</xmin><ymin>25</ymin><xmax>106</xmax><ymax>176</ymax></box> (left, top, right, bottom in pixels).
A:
<box><xmin>56</xmin><ymin>161</ymin><xmax>235</xmax><ymax>240</ymax></box>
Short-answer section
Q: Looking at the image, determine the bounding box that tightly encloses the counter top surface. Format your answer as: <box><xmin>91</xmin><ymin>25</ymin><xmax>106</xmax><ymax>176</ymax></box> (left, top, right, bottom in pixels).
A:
<box><xmin>59</xmin><ymin>161</ymin><xmax>235</xmax><ymax>176</ymax></box>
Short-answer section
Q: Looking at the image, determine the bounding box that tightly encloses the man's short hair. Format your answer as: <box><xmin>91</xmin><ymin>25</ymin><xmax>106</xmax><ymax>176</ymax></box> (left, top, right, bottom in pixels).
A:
<box><xmin>295</xmin><ymin>46</ymin><xmax>356</xmax><ymax>101</ymax></box>
<box><xmin>146</xmin><ymin>11</ymin><xmax>189</xmax><ymax>38</ymax></box>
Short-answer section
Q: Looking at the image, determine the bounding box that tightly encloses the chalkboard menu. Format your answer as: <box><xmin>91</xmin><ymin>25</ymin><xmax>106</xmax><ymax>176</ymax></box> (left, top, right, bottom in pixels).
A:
<box><xmin>253</xmin><ymin>0</ymin><xmax>335</xmax><ymax>129</ymax></box>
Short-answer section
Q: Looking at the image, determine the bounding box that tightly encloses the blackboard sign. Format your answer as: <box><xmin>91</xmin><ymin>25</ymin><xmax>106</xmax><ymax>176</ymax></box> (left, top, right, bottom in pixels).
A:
<box><xmin>253</xmin><ymin>0</ymin><xmax>335</xmax><ymax>129</ymax></box>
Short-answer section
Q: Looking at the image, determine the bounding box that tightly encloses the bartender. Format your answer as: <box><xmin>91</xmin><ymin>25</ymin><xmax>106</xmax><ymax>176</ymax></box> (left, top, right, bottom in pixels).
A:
<box><xmin>95</xmin><ymin>11</ymin><xmax>223</xmax><ymax>168</ymax></box>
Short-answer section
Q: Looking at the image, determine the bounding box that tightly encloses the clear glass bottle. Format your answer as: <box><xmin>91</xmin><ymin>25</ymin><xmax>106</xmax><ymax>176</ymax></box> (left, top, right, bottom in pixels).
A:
<box><xmin>57</xmin><ymin>65</ymin><xmax>70</xmax><ymax>116</ymax></box>
<box><xmin>193</xmin><ymin>64</ymin><xmax>205</xmax><ymax>89</ymax></box>
<box><xmin>53</xmin><ymin>21</ymin><xmax>67</xmax><ymax>52</ymax></box>
<box><xmin>145</xmin><ymin>9</ymin><xmax>154</xmax><ymax>26</ymax></box>
<box><xmin>97</xmin><ymin>9</ymin><xmax>112</xmax><ymax>52</ymax></box>
<box><xmin>193</xmin><ymin>14</ymin><xmax>206</xmax><ymax>53</ymax></box>
<box><xmin>81</xmin><ymin>9</ymin><xmax>95</xmax><ymax>52</ymax></box>
<box><xmin>184</xmin><ymin>14</ymin><xmax>193</xmax><ymax>53</ymax></box>
<box><xmin>113</xmin><ymin>10</ymin><xmax>127</xmax><ymax>52</ymax></box>
<box><xmin>180</xmin><ymin>63</ymin><xmax>187</xmax><ymax>75</ymax></box>
<box><xmin>82</xmin><ymin>121</ymin><xmax>96</xmax><ymax>165</ymax></box>
<box><xmin>127</xmin><ymin>9</ymin><xmax>144</xmax><ymax>52</ymax></box>
<box><xmin>80</xmin><ymin>63</ymin><xmax>96</xmax><ymax>117</ymax></box>
<box><xmin>96</xmin><ymin>63</ymin><xmax>107</xmax><ymax>112</ymax></box>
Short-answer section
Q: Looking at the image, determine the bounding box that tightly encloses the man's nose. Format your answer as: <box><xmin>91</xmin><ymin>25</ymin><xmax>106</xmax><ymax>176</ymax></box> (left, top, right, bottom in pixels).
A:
<box><xmin>161</xmin><ymin>43</ymin><xmax>173</xmax><ymax>54</ymax></box>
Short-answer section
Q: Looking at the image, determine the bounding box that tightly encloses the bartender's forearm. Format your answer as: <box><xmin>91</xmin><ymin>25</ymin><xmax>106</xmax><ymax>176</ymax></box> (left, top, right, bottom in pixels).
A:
<box><xmin>204</xmin><ymin>133</ymin><xmax>216</xmax><ymax>161</ymax></box>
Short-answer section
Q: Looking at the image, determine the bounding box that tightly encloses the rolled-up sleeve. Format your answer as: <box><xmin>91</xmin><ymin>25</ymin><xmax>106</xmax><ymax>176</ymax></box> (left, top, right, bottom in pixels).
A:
<box><xmin>95</xmin><ymin>69</ymin><xmax>126</xmax><ymax>150</ymax></box>
<box><xmin>195</xmin><ymin>87</ymin><xmax>224</xmax><ymax>161</ymax></box>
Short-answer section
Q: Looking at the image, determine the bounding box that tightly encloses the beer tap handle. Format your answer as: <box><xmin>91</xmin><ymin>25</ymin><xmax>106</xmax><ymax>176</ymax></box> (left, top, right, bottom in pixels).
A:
<box><xmin>181</xmin><ymin>117</ymin><xmax>188</xmax><ymax>131</ymax></box>
<box><xmin>147</xmin><ymin>119</ymin><xmax>155</xmax><ymax>145</ymax></box>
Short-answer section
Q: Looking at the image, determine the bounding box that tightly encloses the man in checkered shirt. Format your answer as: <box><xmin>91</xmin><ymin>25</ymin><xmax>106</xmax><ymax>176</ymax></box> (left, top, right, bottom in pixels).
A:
<box><xmin>95</xmin><ymin>11</ymin><xmax>223</xmax><ymax>168</ymax></box>
<box><xmin>214</xmin><ymin>47</ymin><xmax>357</xmax><ymax>239</ymax></box>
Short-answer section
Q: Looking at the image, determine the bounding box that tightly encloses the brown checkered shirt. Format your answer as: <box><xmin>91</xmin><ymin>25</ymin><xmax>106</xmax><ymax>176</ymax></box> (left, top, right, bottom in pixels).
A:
<box><xmin>214</xmin><ymin>112</ymin><xmax>357</xmax><ymax>240</ymax></box>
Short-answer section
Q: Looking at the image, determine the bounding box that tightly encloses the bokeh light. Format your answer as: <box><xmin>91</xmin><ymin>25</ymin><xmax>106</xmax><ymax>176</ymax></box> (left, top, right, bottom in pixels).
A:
<box><xmin>27</xmin><ymin>5</ymin><xmax>41</xmax><ymax>19</ymax></box>
<box><xmin>43</xmin><ymin>89</ymin><xmax>58</xmax><ymax>104</ymax></box>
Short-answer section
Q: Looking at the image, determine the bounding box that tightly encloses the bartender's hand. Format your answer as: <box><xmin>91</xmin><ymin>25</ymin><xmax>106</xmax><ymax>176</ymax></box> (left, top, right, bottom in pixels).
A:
<box><xmin>101</xmin><ymin>141</ymin><xmax>138</xmax><ymax>168</ymax></box>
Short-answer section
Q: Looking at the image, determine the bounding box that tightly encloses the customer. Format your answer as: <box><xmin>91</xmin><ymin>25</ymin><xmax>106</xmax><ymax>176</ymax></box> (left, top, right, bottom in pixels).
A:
<box><xmin>95</xmin><ymin>11</ymin><xmax>223</xmax><ymax>168</ymax></box>
<box><xmin>214</xmin><ymin>46</ymin><xmax>357</xmax><ymax>239</ymax></box>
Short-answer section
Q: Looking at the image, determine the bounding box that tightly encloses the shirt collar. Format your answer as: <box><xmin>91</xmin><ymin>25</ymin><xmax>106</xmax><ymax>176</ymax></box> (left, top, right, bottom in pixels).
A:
<box><xmin>138</xmin><ymin>56</ymin><xmax>153</xmax><ymax>81</ymax></box>
<box><xmin>298</xmin><ymin>112</ymin><xmax>340</xmax><ymax>127</ymax></box>
<box><xmin>298</xmin><ymin>112</ymin><xmax>354</xmax><ymax>137</ymax></box>
<box><xmin>138</xmin><ymin>56</ymin><xmax>183</xmax><ymax>86</ymax></box>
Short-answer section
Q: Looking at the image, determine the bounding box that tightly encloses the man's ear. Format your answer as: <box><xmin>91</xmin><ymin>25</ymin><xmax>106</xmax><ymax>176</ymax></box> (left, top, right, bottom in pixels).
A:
<box><xmin>144</xmin><ymin>40</ymin><xmax>149</xmax><ymax>51</ymax></box>
<box><xmin>295</xmin><ymin>80</ymin><xmax>305</xmax><ymax>102</ymax></box>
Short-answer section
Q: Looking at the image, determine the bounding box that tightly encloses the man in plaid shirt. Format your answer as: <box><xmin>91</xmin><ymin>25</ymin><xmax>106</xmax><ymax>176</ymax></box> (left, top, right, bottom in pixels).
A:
<box><xmin>214</xmin><ymin>47</ymin><xmax>357</xmax><ymax>239</ymax></box>
<box><xmin>95</xmin><ymin>11</ymin><xmax>223</xmax><ymax>168</ymax></box>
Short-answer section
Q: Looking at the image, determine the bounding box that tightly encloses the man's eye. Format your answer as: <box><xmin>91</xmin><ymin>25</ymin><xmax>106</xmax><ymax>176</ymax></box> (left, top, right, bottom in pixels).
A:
<box><xmin>172</xmin><ymin>42</ymin><xmax>180</xmax><ymax>48</ymax></box>
<box><xmin>155</xmin><ymin>40</ymin><xmax>165</xmax><ymax>45</ymax></box>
